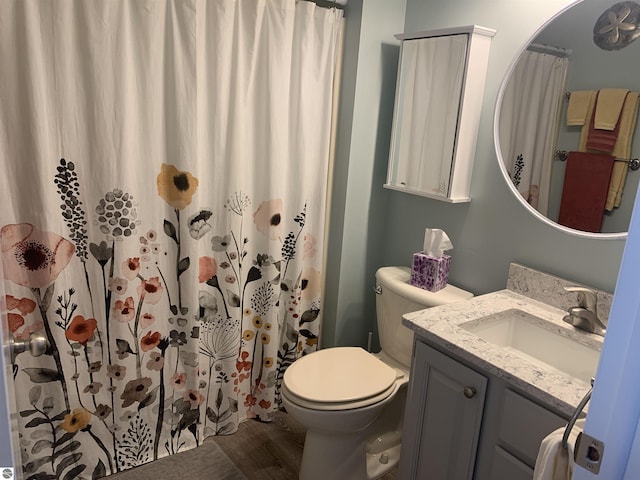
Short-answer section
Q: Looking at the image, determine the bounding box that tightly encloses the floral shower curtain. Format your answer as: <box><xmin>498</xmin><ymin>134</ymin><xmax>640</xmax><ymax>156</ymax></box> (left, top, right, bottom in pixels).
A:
<box><xmin>0</xmin><ymin>1</ymin><xmax>342</xmax><ymax>478</ymax></box>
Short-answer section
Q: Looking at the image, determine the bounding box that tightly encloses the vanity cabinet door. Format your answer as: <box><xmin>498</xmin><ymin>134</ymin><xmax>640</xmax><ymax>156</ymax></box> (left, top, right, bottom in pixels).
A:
<box><xmin>497</xmin><ymin>389</ymin><xmax>567</xmax><ymax>467</ymax></box>
<box><xmin>399</xmin><ymin>341</ymin><xmax>487</xmax><ymax>480</ymax></box>
<box><xmin>473</xmin><ymin>385</ymin><xmax>568</xmax><ymax>479</ymax></box>
<box><xmin>489</xmin><ymin>446</ymin><xmax>534</xmax><ymax>480</ymax></box>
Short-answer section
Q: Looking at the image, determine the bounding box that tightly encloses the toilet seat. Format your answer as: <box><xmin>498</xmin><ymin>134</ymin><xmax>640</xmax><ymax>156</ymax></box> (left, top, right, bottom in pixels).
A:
<box><xmin>283</xmin><ymin>347</ymin><xmax>400</xmax><ymax>411</ymax></box>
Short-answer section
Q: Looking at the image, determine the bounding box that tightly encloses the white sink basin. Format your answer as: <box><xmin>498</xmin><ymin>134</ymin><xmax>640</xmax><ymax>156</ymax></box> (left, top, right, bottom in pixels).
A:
<box><xmin>461</xmin><ymin>308</ymin><xmax>600</xmax><ymax>384</ymax></box>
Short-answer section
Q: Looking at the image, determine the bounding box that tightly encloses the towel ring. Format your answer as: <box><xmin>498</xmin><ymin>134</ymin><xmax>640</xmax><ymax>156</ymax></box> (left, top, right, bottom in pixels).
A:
<box><xmin>561</xmin><ymin>378</ymin><xmax>594</xmax><ymax>448</ymax></box>
<box><xmin>555</xmin><ymin>150</ymin><xmax>640</xmax><ymax>170</ymax></box>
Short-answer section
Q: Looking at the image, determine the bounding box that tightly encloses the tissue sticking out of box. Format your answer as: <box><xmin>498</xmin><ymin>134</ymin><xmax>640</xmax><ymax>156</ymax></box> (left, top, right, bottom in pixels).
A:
<box><xmin>423</xmin><ymin>228</ymin><xmax>453</xmax><ymax>258</ymax></box>
<box><xmin>411</xmin><ymin>229</ymin><xmax>453</xmax><ymax>292</ymax></box>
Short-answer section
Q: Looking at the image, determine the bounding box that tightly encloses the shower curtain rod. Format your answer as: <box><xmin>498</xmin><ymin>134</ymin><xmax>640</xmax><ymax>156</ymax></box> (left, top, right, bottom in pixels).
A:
<box><xmin>305</xmin><ymin>0</ymin><xmax>348</xmax><ymax>8</ymax></box>
<box><xmin>528</xmin><ymin>42</ymin><xmax>572</xmax><ymax>57</ymax></box>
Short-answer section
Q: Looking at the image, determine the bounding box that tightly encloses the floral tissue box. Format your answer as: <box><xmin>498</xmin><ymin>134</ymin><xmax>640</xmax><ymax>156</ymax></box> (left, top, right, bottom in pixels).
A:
<box><xmin>410</xmin><ymin>252</ymin><xmax>451</xmax><ymax>292</ymax></box>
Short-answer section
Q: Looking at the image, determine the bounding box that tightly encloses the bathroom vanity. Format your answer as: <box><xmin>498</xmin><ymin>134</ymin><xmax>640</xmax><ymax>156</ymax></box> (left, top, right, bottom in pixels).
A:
<box><xmin>399</xmin><ymin>264</ymin><xmax>609</xmax><ymax>479</ymax></box>
<box><xmin>402</xmin><ymin>336</ymin><xmax>569</xmax><ymax>479</ymax></box>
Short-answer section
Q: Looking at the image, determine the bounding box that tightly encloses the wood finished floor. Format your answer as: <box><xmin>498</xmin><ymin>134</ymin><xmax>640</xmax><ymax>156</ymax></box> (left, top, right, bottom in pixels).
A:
<box><xmin>109</xmin><ymin>410</ymin><xmax>399</xmax><ymax>479</ymax></box>
<box><xmin>212</xmin><ymin>411</ymin><xmax>398</xmax><ymax>479</ymax></box>
<box><xmin>211</xmin><ymin>410</ymin><xmax>306</xmax><ymax>479</ymax></box>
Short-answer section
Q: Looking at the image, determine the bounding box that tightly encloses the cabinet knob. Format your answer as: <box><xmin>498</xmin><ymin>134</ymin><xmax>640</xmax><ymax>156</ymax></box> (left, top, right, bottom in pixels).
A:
<box><xmin>463</xmin><ymin>386</ymin><xmax>476</xmax><ymax>399</ymax></box>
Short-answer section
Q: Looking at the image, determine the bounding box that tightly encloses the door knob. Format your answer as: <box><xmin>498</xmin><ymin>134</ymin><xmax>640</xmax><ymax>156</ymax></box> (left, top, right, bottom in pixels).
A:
<box><xmin>463</xmin><ymin>386</ymin><xmax>476</xmax><ymax>399</ymax></box>
<box><xmin>8</xmin><ymin>332</ymin><xmax>48</xmax><ymax>358</ymax></box>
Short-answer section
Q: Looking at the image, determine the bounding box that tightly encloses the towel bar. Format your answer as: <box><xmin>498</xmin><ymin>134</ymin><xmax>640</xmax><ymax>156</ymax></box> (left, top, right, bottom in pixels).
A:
<box><xmin>555</xmin><ymin>150</ymin><xmax>640</xmax><ymax>170</ymax></box>
<box><xmin>561</xmin><ymin>378</ymin><xmax>594</xmax><ymax>448</ymax></box>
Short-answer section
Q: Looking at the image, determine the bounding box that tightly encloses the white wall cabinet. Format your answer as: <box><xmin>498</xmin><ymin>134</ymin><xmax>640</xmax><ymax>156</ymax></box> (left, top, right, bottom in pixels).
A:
<box><xmin>385</xmin><ymin>26</ymin><xmax>495</xmax><ymax>203</ymax></box>
<box><xmin>400</xmin><ymin>339</ymin><xmax>569</xmax><ymax>480</ymax></box>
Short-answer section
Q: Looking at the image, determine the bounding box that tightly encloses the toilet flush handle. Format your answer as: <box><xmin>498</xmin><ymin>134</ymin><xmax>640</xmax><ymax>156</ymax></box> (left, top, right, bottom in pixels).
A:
<box><xmin>374</xmin><ymin>285</ymin><xmax>382</xmax><ymax>294</ymax></box>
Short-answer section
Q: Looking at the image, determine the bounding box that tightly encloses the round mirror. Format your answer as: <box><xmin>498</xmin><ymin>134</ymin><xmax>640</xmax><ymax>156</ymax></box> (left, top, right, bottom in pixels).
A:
<box><xmin>494</xmin><ymin>0</ymin><xmax>640</xmax><ymax>239</ymax></box>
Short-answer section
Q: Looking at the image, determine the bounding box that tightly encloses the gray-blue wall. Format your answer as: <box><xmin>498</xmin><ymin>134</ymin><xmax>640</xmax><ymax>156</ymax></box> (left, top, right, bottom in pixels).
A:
<box><xmin>323</xmin><ymin>0</ymin><xmax>407</xmax><ymax>348</ymax></box>
<box><xmin>323</xmin><ymin>0</ymin><xmax>626</xmax><ymax>348</ymax></box>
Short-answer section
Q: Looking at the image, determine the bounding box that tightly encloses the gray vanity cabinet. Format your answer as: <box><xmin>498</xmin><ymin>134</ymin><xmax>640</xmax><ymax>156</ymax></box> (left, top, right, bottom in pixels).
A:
<box><xmin>399</xmin><ymin>341</ymin><xmax>487</xmax><ymax>479</ymax></box>
<box><xmin>401</xmin><ymin>339</ymin><xmax>568</xmax><ymax>480</ymax></box>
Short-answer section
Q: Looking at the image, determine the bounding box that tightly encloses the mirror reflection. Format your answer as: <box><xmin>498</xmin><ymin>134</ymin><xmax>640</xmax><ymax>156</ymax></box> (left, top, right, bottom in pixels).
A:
<box><xmin>497</xmin><ymin>0</ymin><xmax>640</xmax><ymax>235</ymax></box>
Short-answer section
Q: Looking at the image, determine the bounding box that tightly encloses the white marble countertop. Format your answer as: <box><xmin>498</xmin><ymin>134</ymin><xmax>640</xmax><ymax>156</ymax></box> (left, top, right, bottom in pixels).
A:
<box><xmin>402</xmin><ymin>289</ymin><xmax>604</xmax><ymax>418</ymax></box>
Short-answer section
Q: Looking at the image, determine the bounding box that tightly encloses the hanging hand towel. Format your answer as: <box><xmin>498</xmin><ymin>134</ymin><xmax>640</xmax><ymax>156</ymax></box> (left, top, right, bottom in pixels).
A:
<box><xmin>586</xmin><ymin>92</ymin><xmax>626</xmax><ymax>153</ymax></box>
<box><xmin>580</xmin><ymin>91</ymin><xmax>639</xmax><ymax>160</ymax></box>
<box><xmin>579</xmin><ymin>92</ymin><xmax>639</xmax><ymax>210</ymax></box>
<box><xmin>557</xmin><ymin>152</ymin><xmax>615</xmax><ymax>232</ymax></box>
<box><xmin>609</xmin><ymin>92</ymin><xmax>639</xmax><ymax>210</ymax></box>
<box><xmin>611</xmin><ymin>91</ymin><xmax>640</xmax><ymax>160</ymax></box>
<box><xmin>566</xmin><ymin>90</ymin><xmax>595</xmax><ymax>126</ymax></box>
<box><xmin>533</xmin><ymin>419</ymin><xmax>584</xmax><ymax>480</ymax></box>
<box><xmin>606</xmin><ymin>162</ymin><xmax>629</xmax><ymax>211</ymax></box>
<box><xmin>594</xmin><ymin>88</ymin><xmax>629</xmax><ymax>130</ymax></box>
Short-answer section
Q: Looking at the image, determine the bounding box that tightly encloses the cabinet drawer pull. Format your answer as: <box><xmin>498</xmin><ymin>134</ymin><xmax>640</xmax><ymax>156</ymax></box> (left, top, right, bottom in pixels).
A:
<box><xmin>463</xmin><ymin>386</ymin><xmax>476</xmax><ymax>399</ymax></box>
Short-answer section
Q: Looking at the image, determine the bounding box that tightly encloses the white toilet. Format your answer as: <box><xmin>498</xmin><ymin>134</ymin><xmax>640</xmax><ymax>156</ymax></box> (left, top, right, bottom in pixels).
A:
<box><xmin>281</xmin><ymin>266</ymin><xmax>473</xmax><ymax>480</ymax></box>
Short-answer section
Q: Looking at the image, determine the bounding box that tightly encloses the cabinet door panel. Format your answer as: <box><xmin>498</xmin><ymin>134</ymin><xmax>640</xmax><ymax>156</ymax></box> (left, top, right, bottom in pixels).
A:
<box><xmin>490</xmin><ymin>446</ymin><xmax>534</xmax><ymax>480</ymax></box>
<box><xmin>498</xmin><ymin>389</ymin><xmax>566</xmax><ymax>467</ymax></box>
<box><xmin>400</xmin><ymin>341</ymin><xmax>487</xmax><ymax>480</ymax></box>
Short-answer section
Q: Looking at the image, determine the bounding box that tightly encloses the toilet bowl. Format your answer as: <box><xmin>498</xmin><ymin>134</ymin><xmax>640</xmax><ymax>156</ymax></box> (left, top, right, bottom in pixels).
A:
<box><xmin>281</xmin><ymin>347</ymin><xmax>408</xmax><ymax>480</ymax></box>
<box><xmin>281</xmin><ymin>266</ymin><xmax>473</xmax><ymax>480</ymax></box>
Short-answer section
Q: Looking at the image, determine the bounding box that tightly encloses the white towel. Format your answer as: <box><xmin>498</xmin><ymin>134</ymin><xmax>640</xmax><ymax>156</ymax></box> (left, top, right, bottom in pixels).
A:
<box><xmin>533</xmin><ymin>419</ymin><xmax>585</xmax><ymax>480</ymax></box>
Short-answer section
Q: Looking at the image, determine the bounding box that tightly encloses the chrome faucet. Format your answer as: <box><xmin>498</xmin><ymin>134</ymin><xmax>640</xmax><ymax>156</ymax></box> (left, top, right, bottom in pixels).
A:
<box><xmin>563</xmin><ymin>286</ymin><xmax>606</xmax><ymax>336</ymax></box>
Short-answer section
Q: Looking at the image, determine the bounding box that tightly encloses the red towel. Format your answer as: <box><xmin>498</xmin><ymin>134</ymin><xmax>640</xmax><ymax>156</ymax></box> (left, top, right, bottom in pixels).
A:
<box><xmin>586</xmin><ymin>92</ymin><xmax>627</xmax><ymax>153</ymax></box>
<box><xmin>557</xmin><ymin>152</ymin><xmax>615</xmax><ymax>232</ymax></box>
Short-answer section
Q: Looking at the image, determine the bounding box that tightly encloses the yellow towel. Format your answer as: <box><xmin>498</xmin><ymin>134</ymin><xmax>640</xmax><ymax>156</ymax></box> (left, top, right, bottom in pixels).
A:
<box><xmin>578</xmin><ymin>93</ymin><xmax>597</xmax><ymax>151</ymax></box>
<box><xmin>579</xmin><ymin>91</ymin><xmax>639</xmax><ymax>210</ymax></box>
<box><xmin>607</xmin><ymin>163</ymin><xmax>628</xmax><ymax>211</ymax></box>
<box><xmin>566</xmin><ymin>90</ymin><xmax>594</xmax><ymax>126</ymax></box>
<box><xmin>594</xmin><ymin>88</ymin><xmax>629</xmax><ymax>130</ymax></box>
<box><xmin>609</xmin><ymin>92</ymin><xmax>639</xmax><ymax>209</ymax></box>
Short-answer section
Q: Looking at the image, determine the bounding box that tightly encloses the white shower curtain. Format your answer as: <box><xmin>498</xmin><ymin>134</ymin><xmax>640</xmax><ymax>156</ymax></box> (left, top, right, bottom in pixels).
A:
<box><xmin>500</xmin><ymin>50</ymin><xmax>568</xmax><ymax>214</ymax></box>
<box><xmin>0</xmin><ymin>0</ymin><xmax>342</xmax><ymax>477</ymax></box>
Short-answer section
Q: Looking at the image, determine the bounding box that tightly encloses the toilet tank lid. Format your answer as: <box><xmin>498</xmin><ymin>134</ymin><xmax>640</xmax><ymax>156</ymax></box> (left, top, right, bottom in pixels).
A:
<box><xmin>376</xmin><ymin>266</ymin><xmax>474</xmax><ymax>306</ymax></box>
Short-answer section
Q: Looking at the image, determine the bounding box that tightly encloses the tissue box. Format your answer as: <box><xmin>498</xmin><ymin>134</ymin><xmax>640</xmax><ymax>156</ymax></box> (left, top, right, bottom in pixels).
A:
<box><xmin>410</xmin><ymin>252</ymin><xmax>451</xmax><ymax>292</ymax></box>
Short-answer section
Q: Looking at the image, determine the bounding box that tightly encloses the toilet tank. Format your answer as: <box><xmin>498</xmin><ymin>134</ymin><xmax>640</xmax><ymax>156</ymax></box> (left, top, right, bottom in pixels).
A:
<box><xmin>375</xmin><ymin>266</ymin><xmax>473</xmax><ymax>368</ymax></box>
